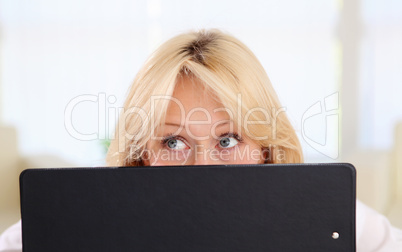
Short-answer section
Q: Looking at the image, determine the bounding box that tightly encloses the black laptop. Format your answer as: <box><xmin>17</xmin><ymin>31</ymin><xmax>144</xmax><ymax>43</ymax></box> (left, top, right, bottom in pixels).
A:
<box><xmin>20</xmin><ymin>163</ymin><xmax>356</xmax><ymax>251</ymax></box>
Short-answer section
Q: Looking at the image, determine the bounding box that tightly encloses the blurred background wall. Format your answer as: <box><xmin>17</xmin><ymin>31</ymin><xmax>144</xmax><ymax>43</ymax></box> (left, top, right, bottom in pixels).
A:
<box><xmin>0</xmin><ymin>0</ymin><xmax>401</xmax><ymax>233</ymax></box>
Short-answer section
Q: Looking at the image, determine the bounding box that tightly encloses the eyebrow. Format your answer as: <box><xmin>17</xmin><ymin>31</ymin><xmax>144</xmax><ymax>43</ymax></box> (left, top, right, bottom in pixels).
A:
<box><xmin>164</xmin><ymin>121</ymin><xmax>231</xmax><ymax>128</ymax></box>
<box><xmin>164</xmin><ymin>122</ymin><xmax>183</xmax><ymax>127</ymax></box>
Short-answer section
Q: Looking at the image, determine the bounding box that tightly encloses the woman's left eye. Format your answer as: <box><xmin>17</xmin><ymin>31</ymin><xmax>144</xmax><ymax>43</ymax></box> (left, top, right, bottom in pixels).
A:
<box><xmin>218</xmin><ymin>136</ymin><xmax>239</xmax><ymax>149</ymax></box>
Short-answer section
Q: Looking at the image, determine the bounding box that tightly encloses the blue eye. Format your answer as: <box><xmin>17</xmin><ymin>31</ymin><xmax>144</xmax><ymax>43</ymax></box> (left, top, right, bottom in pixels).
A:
<box><xmin>218</xmin><ymin>136</ymin><xmax>239</xmax><ymax>148</ymax></box>
<box><xmin>163</xmin><ymin>137</ymin><xmax>188</xmax><ymax>150</ymax></box>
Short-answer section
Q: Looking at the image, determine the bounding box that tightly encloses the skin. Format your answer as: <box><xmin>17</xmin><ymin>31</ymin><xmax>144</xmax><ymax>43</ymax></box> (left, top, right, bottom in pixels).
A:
<box><xmin>143</xmin><ymin>76</ymin><xmax>265</xmax><ymax>166</ymax></box>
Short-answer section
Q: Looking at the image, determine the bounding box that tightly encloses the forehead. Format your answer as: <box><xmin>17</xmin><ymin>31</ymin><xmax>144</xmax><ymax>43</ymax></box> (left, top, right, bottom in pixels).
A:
<box><xmin>166</xmin><ymin>76</ymin><xmax>229</xmax><ymax>121</ymax></box>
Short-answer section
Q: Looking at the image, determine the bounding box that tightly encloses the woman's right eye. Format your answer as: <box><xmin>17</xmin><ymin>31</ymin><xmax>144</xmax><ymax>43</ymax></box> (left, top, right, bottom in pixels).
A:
<box><xmin>163</xmin><ymin>137</ymin><xmax>189</xmax><ymax>150</ymax></box>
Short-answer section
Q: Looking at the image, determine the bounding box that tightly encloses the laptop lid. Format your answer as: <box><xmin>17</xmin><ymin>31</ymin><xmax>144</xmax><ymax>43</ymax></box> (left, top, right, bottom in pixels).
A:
<box><xmin>20</xmin><ymin>163</ymin><xmax>356</xmax><ymax>252</ymax></box>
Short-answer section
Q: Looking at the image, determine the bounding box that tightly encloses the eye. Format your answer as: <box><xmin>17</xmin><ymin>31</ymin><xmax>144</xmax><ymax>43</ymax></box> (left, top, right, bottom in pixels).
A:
<box><xmin>163</xmin><ymin>136</ymin><xmax>189</xmax><ymax>150</ymax></box>
<box><xmin>218</xmin><ymin>136</ymin><xmax>240</xmax><ymax>149</ymax></box>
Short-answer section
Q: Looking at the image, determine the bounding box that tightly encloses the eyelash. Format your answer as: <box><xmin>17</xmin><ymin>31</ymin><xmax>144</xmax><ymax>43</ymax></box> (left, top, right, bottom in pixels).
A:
<box><xmin>161</xmin><ymin>133</ymin><xmax>187</xmax><ymax>147</ymax></box>
<box><xmin>218</xmin><ymin>132</ymin><xmax>243</xmax><ymax>145</ymax></box>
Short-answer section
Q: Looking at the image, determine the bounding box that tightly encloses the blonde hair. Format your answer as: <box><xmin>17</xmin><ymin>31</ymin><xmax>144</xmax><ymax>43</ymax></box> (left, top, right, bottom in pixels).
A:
<box><xmin>106</xmin><ymin>29</ymin><xmax>303</xmax><ymax>166</ymax></box>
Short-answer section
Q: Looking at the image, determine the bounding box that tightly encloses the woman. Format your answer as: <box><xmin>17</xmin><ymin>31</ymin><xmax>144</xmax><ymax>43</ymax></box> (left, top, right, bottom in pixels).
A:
<box><xmin>105</xmin><ymin>29</ymin><xmax>302</xmax><ymax>167</ymax></box>
<box><xmin>1</xmin><ymin>29</ymin><xmax>401</xmax><ymax>252</ymax></box>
